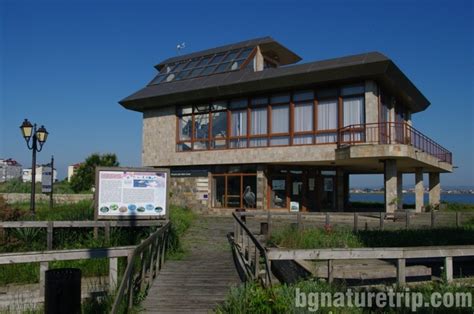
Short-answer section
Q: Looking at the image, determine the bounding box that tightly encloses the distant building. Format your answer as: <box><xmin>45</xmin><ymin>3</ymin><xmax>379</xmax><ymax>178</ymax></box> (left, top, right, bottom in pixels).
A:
<box><xmin>0</xmin><ymin>158</ymin><xmax>23</xmax><ymax>182</ymax></box>
<box><xmin>22</xmin><ymin>165</ymin><xmax>58</xmax><ymax>183</ymax></box>
<box><xmin>67</xmin><ymin>163</ymin><xmax>82</xmax><ymax>182</ymax></box>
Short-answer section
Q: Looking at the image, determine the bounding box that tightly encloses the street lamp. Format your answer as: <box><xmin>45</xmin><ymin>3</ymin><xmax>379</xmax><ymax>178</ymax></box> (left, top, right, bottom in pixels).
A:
<box><xmin>20</xmin><ymin>119</ymin><xmax>49</xmax><ymax>215</ymax></box>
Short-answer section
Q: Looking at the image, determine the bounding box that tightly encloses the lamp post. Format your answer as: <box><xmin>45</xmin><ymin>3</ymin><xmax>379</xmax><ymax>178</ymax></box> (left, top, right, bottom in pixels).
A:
<box><xmin>19</xmin><ymin>119</ymin><xmax>49</xmax><ymax>215</ymax></box>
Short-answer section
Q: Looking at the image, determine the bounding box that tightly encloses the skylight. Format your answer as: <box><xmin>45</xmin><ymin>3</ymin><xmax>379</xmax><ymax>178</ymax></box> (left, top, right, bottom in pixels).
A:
<box><xmin>149</xmin><ymin>47</ymin><xmax>255</xmax><ymax>85</ymax></box>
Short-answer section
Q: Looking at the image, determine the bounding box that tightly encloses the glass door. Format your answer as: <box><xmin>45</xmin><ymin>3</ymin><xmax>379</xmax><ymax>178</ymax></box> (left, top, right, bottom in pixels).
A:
<box><xmin>289</xmin><ymin>171</ymin><xmax>303</xmax><ymax>211</ymax></box>
<box><xmin>320</xmin><ymin>171</ymin><xmax>336</xmax><ymax>211</ymax></box>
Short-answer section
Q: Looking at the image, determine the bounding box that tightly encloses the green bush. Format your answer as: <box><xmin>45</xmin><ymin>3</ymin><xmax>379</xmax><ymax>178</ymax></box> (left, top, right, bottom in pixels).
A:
<box><xmin>167</xmin><ymin>205</ymin><xmax>195</xmax><ymax>259</ymax></box>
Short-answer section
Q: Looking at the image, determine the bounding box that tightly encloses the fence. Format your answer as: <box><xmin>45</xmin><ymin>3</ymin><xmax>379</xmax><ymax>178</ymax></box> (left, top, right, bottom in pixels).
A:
<box><xmin>0</xmin><ymin>221</ymin><xmax>171</xmax><ymax>312</ymax></box>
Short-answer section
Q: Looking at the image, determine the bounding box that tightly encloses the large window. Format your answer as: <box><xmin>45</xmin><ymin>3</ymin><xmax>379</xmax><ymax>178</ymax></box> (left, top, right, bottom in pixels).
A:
<box><xmin>212</xmin><ymin>174</ymin><xmax>257</xmax><ymax>208</ymax></box>
<box><xmin>176</xmin><ymin>84</ymin><xmax>366</xmax><ymax>151</ymax></box>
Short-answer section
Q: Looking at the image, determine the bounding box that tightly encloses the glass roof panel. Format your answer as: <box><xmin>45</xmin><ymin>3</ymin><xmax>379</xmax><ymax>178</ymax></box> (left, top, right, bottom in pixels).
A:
<box><xmin>214</xmin><ymin>62</ymin><xmax>231</xmax><ymax>74</ymax></box>
<box><xmin>201</xmin><ymin>65</ymin><xmax>217</xmax><ymax>75</ymax></box>
<box><xmin>183</xmin><ymin>59</ymin><xmax>200</xmax><ymax>70</ymax></box>
<box><xmin>237</xmin><ymin>47</ymin><xmax>254</xmax><ymax>60</ymax></box>
<box><xmin>209</xmin><ymin>53</ymin><xmax>225</xmax><ymax>64</ymax></box>
<box><xmin>223</xmin><ymin>50</ymin><xmax>240</xmax><ymax>62</ymax></box>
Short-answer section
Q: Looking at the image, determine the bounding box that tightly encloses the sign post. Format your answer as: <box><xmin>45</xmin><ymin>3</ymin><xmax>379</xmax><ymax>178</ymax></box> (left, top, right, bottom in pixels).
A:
<box><xmin>41</xmin><ymin>156</ymin><xmax>54</xmax><ymax>209</ymax></box>
<box><xmin>95</xmin><ymin>167</ymin><xmax>169</xmax><ymax>220</ymax></box>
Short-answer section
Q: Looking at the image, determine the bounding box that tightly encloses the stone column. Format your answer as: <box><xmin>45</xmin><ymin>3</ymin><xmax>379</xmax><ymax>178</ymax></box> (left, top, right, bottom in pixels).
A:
<box><xmin>384</xmin><ymin>160</ymin><xmax>398</xmax><ymax>213</ymax></box>
<box><xmin>256</xmin><ymin>165</ymin><xmax>267</xmax><ymax>210</ymax></box>
<box><xmin>415</xmin><ymin>168</ymin><xmax>424</xmax><ymax>213</ymax></box>
<box><xmin>429</xmin><ymin>172</ymin><xmax>441</xmax><ymax>209</ymax></box>
<box><xmin>397</xmin><ymin>172</ymin><xmax>403</xmax><ymax>210</ymax></box>
<box><xmin>364</xmin><ymin>80</ymin><xmax>378</xmax><ymax>142</ymax></box>
<box><xmin>336</xmin><ymin>169</ymin><xmax>345</xmax><ymax>212</ymax></box>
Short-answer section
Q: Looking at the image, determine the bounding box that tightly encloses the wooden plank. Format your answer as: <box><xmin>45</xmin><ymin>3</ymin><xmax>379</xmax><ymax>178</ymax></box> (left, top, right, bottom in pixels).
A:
<box><xmin>39</xmin><ymin>261</ymin><xmax>49</xmax><ymax>298</ymax></box>
<box><xmin>0</xmin><ymin>220</ymin><xmax>164</xmax><ymax>228</ymax></box>
<box><xmin>397</xmin><ymin>258</ymin><xmax>406</xmax><ymax>285</ymax></box>
<box><xmin>109</xmin><ymin>257</ymin><xmax>118</xmax><ymax>292</ymax></box>
<box><xmin>445</xmin><ymin>256</ymin><xmax>453</xmax><ymax>283</ymax></box>
<box><xmin>47</xmin><ymin>221</ymin><xmax>53</xmax><ymax>250</ymax></box>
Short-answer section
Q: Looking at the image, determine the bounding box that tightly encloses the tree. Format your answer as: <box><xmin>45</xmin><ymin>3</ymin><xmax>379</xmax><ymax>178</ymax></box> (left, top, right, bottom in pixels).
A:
<box><xmin>70</xmin><ymin>153</ymin><xmax>119</xmax><ymax>192</ymax></box>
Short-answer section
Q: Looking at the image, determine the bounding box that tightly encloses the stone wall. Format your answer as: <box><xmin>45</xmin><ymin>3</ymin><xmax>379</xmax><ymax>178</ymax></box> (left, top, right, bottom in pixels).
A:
<box><xmin>169</xmin><ymin>176</ymin><xmax>209</xmax><ymax>213</ymax></box>
<box><xmin>1</xmin><ymin>193</ymin><xmax>93</xmax><ymax>204</ymax></box>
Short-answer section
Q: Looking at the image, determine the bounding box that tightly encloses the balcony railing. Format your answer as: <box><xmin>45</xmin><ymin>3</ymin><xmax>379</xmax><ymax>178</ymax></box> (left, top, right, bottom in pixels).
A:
<box><xmin>338</xmin><ymin>122</ymin><xmax>452</xmax><ymax>164</ymax></box>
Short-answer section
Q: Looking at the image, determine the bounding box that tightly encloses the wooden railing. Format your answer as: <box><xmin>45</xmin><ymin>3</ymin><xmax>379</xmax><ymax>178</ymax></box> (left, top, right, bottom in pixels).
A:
<box><xmin>0</xmin><ymin>220</ymin><xmax>164</xmax><ymax>250</ymax></box>
<box><xmin>338</xmin><ymin>122</ymin><xmax>452</xmax><ymax>164</ymax></box>
<box><xmin>267</xmin><ymin>246</ymin><xmax>474</xmax><ymax>284</ymax></box>
<box><xmin>111</xmin><ymin>221</ymin><xmax>171</xmax><ymax>313</ymax></box>
<box><xmin>230</xmin><ymin>212</ymin><xmax>272</xmax><ymax>286</ymax></box>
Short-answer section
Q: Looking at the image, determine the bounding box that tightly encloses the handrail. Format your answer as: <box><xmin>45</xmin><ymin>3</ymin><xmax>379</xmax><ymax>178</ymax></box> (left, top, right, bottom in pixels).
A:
<box><xmin>338</xmin><ymin>122</ymin><xmax>452</xmax><ymax>164</ymax></box>
<box><xmin>110</xmin><ymin>221</ymin><xmax>171</xmax><ymax>313</ymax></box>
<box><xmin>231</xmin><ymin>212</ymin><xmax>272</xmax><ymax>287</ymax></box>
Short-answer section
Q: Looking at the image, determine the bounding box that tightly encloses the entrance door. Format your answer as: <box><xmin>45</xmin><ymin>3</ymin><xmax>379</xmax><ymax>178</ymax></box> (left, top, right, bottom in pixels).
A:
<box><xmin>320</xmin><ymin>171</ymin><xmax>336</xmax><ymax>211</ymax></box>
<box><xmin>304</xmin><ymin>172</ymin><xmax>318</xmax><ymax>212</ymax></box>
<box><xmin>289</xmin><ymin>171</ymin><xmax>303</xmax><ymax>211</ymax></box>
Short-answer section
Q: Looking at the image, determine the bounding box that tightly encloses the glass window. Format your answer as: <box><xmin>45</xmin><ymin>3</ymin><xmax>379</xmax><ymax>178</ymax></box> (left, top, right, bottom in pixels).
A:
<box><xmin>211</xmin><ymin>101</ymin><xmax>227</xmax><ymax>111</ymax></box>
<box><xmin>271</xmin><ymin>105</ymin><xmax>289</xmax><ymax>133</ymax></box>
<box><xmin>194</xmin><ymin>114</ymin><xmax>209</xmax><ymax>139</ymax></box>
<box><xmin>230</xmin><ymin>60</ymin><xmax>244</xmax><ymax>70</ymax></box>
<box><xmin>177</xmin><ymin>142</ymin><xmax>192</xmax><ymax>151</ymax></box>
<box><xmin>343</xmin><ymin>96</ymin><xmax>365</xmax><ymax>126</ymax></box>
<box><xmin>341</xmin><ymin>84</ymin><xmax>365</xmax><ymax>96</ymax></box>
<box><xmin>183</xmin><ymin>59</ymin><xmax>200</xmax><ymax>70</ymax></box>
<box><xmin>214</xmin><ymin>62</ymin><xmax>230</xmax><ymax>73</ymax></box>
<box><xmin>230</xmin><ymin>139</ymin><xmax>247</xmax><ymax>148</ymax></box>
<box><xmin>317</xmin><ymin>88</ymin><xmax>338</xmax><ymax>99</ymax></box>
<box><xmin>294</xmin><ymin>135</ymin><xmax>313</xmax><ymax>145</ymax></box>
<box><xmin>251</xmin><ymin>96</ymin><xmax>267</xmax><ymax>106</ymax></box>
<box><xmin>198</xmin><ymin>56</ymin><xmax>212</xmax><ymax>67</ymax></box>
<box><xmin>231</xmin><ymin>111</ymin><xmax>247</xmax><ymax>136</ymax></box>
<box><xmin>165</xmin><ymin>73</ymin><xmax>176</xmax><ymax>82</ymax></box>
<box><xmin>226</xmin><ymin>176</ymin><xmax>241</xmax><ymax>207</ymax></box>
<box><xmin>249</xmin><ymin>138</ymin><xmax>267</xmax><ymax>147</ymax></box>
<box><xmin>230</xmin><ymin>98</ymin><xmax>247</xmax><ymax>109</ymax></box>
<box><xmin>250</xmin><ymin>107</ymin><xmax>267</xmax><ymax>135</ymax></box>
<box><xmin>238</xmin><ymin>47</ymin><xmax>254</xmax><ymax>60</ymax></box>
<box><xmin>243</xmin><ymin>176</ymin><xmax>257</xmax><ymax>208</ymax></box>
<box><xmin>294</xmin><ymin>90</ymin><xmax>314</xmax><ymax>102</ymax></box>
<box><xmin>270</xmin><ymin>178</ymin><xmax>287</xmax><ymax>208</ymax></box>
<box><xmin>270</xmin><ymin>136</ymin><xmax>289</xmax><ymax>146</ymax></box>
<box><xmin>194</xmin><ymin>104</ymin><xmax>210</xmax><ymax>113</ymax></box>
<box><xmin>270</xmin><ymin>93</ymin><xmax>290</xmax><ymax>104</ymax></box>
<box><xmin>176</xmin><ymin>70</ymin><xmax>190</xmax><ymax>80</ymax></box>
<box><xmin>178</xmin><ymin>116</ymin><xmax>192</xmax><ymax>140</ymax></box>
<box><xmin>317</xmin><ymin>99</ymin><xmax>338</xmax><ymax>130</ymax></box>
<box><xmin>294</xmin><ymin>102</ymin><xmax>313</xmax><ymax>132</ymax></box>
<box><xmin>212</xmin><ymin>111</ymin><xmax>227</xmax><ymax>138</ymax></box>
<box><xmin>177</xmin><ymin>105</ymin><xmax>192</xmax><ymax>115</ymax></box>
<box><xmin>213</xmin><ymin>176</ymin><xmax>225</xmax><ymax>207</ymax></box>
<box><xmin>209</xmin><ymin>54</ymin><xmax>225</xmax><ymax>64</ymax></box>
<box><xmin>201</xmin><ymin>65</ymin><xmax>216</xmax><ymax>75</ymax></box>
<box><xmin>188</xmin><ymin>68</ymin><xmax>203</xmax><ymax>78</ymax></box>
<box><xmin>150</xmin><ymin>74</ymin><xmax>166</xmax><ymax>85</ymax></box>
<box><xmin>193</xmin><ymin>141</ymin><xmax>209</xmax><ymax>150</ymax></box>
<box><xmin>173</xmin><ymin>62</ymin><xmax>187</xmax><ymax>72</ymax></box>
<box><xmin>223</xmin><ymin>50</ymin><xmax>240</xmax><ymax>62</ymax></box>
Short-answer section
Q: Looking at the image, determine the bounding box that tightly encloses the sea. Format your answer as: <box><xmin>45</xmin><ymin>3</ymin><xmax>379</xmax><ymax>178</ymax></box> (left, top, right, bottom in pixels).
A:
<box><xmin>350</xmin><ymin>193</ymin><xmax>474</xmax><ymax>205</ymax></box>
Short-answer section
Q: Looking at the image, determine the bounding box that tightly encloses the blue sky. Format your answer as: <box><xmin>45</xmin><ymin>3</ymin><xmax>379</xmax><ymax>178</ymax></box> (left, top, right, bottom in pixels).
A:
<box><xmin>0</xmin><ymin>0</ymin><xmax>472</xmax><ymax>187</ymax></box>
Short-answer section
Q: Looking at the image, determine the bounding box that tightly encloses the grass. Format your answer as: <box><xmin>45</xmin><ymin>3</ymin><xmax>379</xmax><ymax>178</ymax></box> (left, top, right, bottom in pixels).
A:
<box><xmin>167</xmin><ymin>205</ymin><xmax>196</xmax><ymax>260</ymax></box>
<box><xmin>216</xmin><ymin>280</ymin><xmax>474</xmax><ymax>313</ymax></box>
<box><xmin>269</xmin><ymin>223</ymin><xmax>474</xmax><ymax>249</ymax></box>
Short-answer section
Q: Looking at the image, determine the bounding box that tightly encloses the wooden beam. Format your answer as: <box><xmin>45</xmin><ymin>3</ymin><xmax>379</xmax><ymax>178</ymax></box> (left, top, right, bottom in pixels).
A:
<box><xmin>397</xmin><ymin>258</ymin><xmax>406</xmax><ymax>285</ymax></box>
<box><xmin>445</xmin><ymin>256</ymin><xmax>453</xmax><ymax>283</ymax></box>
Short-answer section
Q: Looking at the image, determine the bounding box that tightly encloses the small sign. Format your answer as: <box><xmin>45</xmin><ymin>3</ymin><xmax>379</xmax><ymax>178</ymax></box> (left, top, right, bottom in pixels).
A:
<box><xmin>170</xmin><ymin>169</ymin><xmax>208</xmax><ymax>177</ymax></box>
<box><xmin>95</xmin><ymin>167</ymin><xmax>169</xmax><ymax>220</ymax></box>
<box><xmin>290</xmin><ymin>201</ymin><xmax>300</xmax><ymax>212</ymax></box>
<box><xmin>272</xmin><ymin>179</ymin><xmax>285</xmax><ymax>191</ymax></box>
<box><xmin>42</xmin><ymin>166</ymin><xmax>52</xmax><ymax>193</ymax></box>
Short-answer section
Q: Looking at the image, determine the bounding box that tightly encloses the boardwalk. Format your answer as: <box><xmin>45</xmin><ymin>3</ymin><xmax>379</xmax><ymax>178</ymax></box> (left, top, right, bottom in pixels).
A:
<box><xmin>142</xmin><ymin>216</ymin><xmax>240</xmax><ymax>313</ymax></box>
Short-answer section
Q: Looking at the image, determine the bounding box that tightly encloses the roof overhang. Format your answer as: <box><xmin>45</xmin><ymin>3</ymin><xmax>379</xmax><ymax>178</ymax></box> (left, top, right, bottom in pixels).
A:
<box><xmin>121</xmin><ymin>52</ymin><xmax>430</xmax><ymax>113</ymax></box>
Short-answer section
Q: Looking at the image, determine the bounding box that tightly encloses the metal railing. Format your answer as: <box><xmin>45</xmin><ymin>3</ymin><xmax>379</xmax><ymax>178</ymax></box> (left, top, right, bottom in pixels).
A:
<box><xmin>230</xmin><ymin>212</ymin><xmax>272</xmax><ymax>286</ymax></box>
<box><xmin>338</xmin><ymin>122</ymin><xmax>452</xmax><ymax>164</ymax></box>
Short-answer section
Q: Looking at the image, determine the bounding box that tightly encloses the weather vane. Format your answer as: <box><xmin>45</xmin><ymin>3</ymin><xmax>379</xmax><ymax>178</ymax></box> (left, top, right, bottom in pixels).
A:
<box><xmin>176</xmin><ymin>42</ymin><xmax>186</xmax><ymax>55</ymax></box>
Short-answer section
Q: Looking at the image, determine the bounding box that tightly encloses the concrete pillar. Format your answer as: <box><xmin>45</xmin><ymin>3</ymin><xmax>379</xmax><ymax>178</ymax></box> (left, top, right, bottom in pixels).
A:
<box><xmin>256</xmin><ymin>165</ymin><xmax>266</xmax><ymax>210</ymax></box>
<box><xmin>336</xmin><ymin>169</ymin><xmax>345</xmax><ymax>212</ymax></box>
<box><xmin>429</xmin><ymin>172</ymin><xmax>441</xmax><ymax>209</ymax></box>
<box><xmin>384</xmin><ymin>160</ymin><xmax>398</xmax><ymax>213</ymax></box>
<box><xmin>415</xmin><ymin>168</ymin><xmax>424</xmax><ymax>213</ymax></box>
<box><xmin>397</xmin><ymin>172</ymin><xmax>403</xmax><ymax>210</ymax></box>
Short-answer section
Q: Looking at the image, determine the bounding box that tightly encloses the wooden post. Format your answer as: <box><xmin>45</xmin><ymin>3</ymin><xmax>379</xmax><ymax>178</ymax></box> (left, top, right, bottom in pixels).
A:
<box><xmin>39</xmin><ymin>261</ymin><xmax>49</xmax><ymax>298</ymax></box>
<box><xmin>445</xmin><ymin>256</ymin><xmax>453</xmax><ymax>283</ymax></box>
<box><xmin>353</xmin><ymin>213</ymin><xmax>358</xmax><ymax>232</ymax></box>
<box><xmin>379</xmin><ymin>212</ymin><xmax>384</xmax><ymax>230</ymax></box>
<box><xmin>127</xmin><ymin>253</ymin><xmax>134</xmax><ymax>309</ymax></box>
<box><xmin>104</xmin><ymin>222</ymin><xmax>111</xmax><ymax>244</ymax></box>
<box><xmin>109</xmin><ymin>257</ymin><xmax>118</xmax><ymax>292</ymax></box>
<box><xmin>139</xmin><ymin>248</ymin><xmax>147</xmax><ymax>292</ymax></box>
<box><xmin>254</xmin><ymin>246</ymin><xmax>259</xmax><ymax>279</ymax></box>
<box><xmin>47</xmin><ymin>221</ymin><xmax>53</xmax><ymax>250</ymax></box>
<box><xmin>325</xmin><ymin>212</ymin><xmax>330</xmax><ymax>226</ymax></box>
<box><xmin>297</xmin><ymin>212</ymin><xmax>302</xmax><ymax>230</ymax></box>
<box><xmin>267</xmin><ymin>210</ymin><xmax>272</xmax><ymax>240</ymax></box>
<box><xmin>327</xmin><ymin>259</ymin><xmax>333</xmax><ymax>283</ymax></box>
<box><xmin>431</xmin><ymin>211</ymin><xmax>435</xmax><ymax>228</ymax></box>
<box><xmin>93</xmin><ymin>226</ymin><xmax>99</xmax><ymax>240</ymax></box>
<box><xmin>397</xmin><ymin>258</ymin><xmax>406</xmax><ymax>285</ymax></box>
<box><xmin>456</xmin><ymin>212</ymin><xmax>461</xmax><ymax>228</ymax></box>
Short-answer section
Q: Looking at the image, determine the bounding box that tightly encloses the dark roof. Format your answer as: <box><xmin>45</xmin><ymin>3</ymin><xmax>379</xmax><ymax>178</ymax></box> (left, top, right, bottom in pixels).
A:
<box><xmin>120</xmin><ymin>51</ymin><xmax>430</xmax><ymax>113</ymax></box>
<box><xmin>155</xmin><ymin>36</ymin><xmax>301</xmax><ymax>70</ymax></box>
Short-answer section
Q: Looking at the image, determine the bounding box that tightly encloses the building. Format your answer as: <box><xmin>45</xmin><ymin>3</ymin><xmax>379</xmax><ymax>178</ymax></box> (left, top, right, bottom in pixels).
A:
<box><xmin>0</xmin><ymin>158</ymin><xmax>23</xmax><ymax>182</ymax></box>
<box><xmin>22</xmin><ymin>165</ymin><xmax>58</xmax><ymax>183</ymax></box>
<box><xmin>67</xmin><ymin>163</ymin><xmax>82</xmax><ymax>182</ymax></box>
<box><xmin>119</xmin><ymin>37</ymin><xmax>452</xmax><ymax>213</ymax></box>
